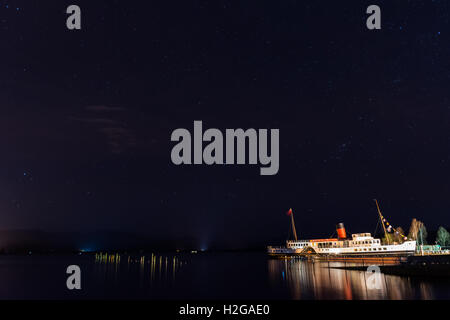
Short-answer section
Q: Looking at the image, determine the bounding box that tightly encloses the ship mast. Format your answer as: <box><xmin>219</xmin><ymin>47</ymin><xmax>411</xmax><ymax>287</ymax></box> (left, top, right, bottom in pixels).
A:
<box><xmin>374</xmin><ymin>199</ymin><xmax>389</xmax><ymax>245</ymax></box>
<box><xmin>288</xmin><ymin>208</ymin><xmax>298</xmax><ymax>241</ymax></box>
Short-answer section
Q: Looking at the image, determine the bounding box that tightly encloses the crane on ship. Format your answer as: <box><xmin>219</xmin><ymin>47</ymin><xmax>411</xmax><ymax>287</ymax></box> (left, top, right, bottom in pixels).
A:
<box><xmin>374</xmin><ymin>199</ymin><xmax>390</xmax><ymax>244</ymax></box>
<box><xmin>287</xmin><ymin>208</ymin><xmax>298</xmax><ymax>241</ymax></box>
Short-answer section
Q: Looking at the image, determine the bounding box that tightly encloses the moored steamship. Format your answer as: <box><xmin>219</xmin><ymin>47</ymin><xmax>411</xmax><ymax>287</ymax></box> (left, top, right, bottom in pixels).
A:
<box><xmin>268</xmin><ymin>200</ymin><xmax>417</xmax><ymax>258</ymax></box>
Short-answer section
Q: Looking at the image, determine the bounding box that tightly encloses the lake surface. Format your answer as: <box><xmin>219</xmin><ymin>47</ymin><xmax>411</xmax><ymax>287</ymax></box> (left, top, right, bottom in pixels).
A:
<box><xmin>1</xmin><ymin>252</ymin><xmax>449</xmax><ymax>299</ymax></box>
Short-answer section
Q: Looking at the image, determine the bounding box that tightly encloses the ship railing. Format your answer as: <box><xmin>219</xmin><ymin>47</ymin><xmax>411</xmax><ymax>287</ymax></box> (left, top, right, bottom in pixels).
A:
<box><xmin>415</xmin><ymin>248</ymin><xmax>450</xmax><ymax>255</ymax></box>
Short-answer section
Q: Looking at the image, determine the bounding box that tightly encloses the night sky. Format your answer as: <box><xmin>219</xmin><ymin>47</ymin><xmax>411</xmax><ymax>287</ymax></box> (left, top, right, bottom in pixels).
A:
<box><xmin>1</xmin><ymin>0</ymin><xmax>449</xmax><ymax>249</ymax></box>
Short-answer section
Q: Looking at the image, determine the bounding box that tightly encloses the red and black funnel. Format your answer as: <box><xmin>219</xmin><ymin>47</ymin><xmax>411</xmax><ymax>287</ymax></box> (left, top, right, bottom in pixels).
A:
<box><xmin>336</xmin><ymin>222</ymin><xmax>347</xmax><ymax>239</ymax></box>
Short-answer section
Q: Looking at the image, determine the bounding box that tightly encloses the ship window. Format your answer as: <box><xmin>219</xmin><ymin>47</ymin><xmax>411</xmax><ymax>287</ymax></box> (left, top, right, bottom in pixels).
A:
<box><xmin>383</xmin><ymin>248</ymin><xmax>387</xmax><ymax>250</ymax></box>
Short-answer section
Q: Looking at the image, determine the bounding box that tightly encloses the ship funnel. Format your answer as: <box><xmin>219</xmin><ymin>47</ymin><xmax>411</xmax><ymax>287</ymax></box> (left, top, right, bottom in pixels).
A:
<box><xmin>336</xmin><ymin>222</ymin><xmax>347</xmax><ymax>239</ymax></box>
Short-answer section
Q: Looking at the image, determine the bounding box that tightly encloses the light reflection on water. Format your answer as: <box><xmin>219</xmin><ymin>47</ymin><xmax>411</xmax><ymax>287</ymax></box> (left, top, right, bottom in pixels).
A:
<box><xmin>0</xmin><ymin>253</ymin><xmax>449</xmax><ymax>299</ymax></box>
<box><xmin>268</xmin><ymin>258</ymin><xmax>435</xmax><ymax>300</ymax></box>
<box><xmin>94</xmin><ymin>253</ymin><xmax>185</xmax><ymax>288</ymax></box>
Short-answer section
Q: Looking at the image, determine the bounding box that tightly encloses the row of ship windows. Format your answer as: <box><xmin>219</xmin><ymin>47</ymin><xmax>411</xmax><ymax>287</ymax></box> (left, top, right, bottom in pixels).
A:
<box><xmin>354</xmin><ymin>247</ymin><xmax>387</xmax><ymax>251</ymax></box>
<box><xmin>318</xmin><ymin>243</ymin><xmax>337</xmax><ymax>247</ymax></box>
<box><xmin>291</xmin><ymin>240</ymin><xmax>381</xmax><ymax>248</ymax></box>
<box><xmin>352</xmin><ymin>240</ymin><xmax>380</xmax><ymax>245</ymax></box>
<box><xmin>320</xmin><ymin>247</ymin><xmax>387</xmax><ymax>252</ymax></box>
<box><xmin>318</xmin><ymin>240</ymin><xmax>380</xmax><ymax>248</ymax></box>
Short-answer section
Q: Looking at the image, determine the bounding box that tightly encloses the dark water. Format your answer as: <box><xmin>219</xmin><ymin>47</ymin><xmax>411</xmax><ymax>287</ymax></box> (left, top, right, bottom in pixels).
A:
<box><xmin>1</xmin><ymin>252</ymin><xmax>449</xmax><ymax>300</ymax></box>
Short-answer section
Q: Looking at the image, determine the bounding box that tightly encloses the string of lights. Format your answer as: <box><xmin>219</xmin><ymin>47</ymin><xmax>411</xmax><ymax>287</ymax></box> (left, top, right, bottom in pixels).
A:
<box><xmin>380</xmin><ymin>215</ymin><xmax>408</xmax><ymax>241</ymax></box>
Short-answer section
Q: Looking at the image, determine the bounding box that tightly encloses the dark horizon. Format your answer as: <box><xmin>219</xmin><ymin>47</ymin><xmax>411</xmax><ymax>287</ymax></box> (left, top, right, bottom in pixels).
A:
<box><xmin>0</xmin><ymin>220</ymin><xmax>448</xmax><ymax>253</ymax></box>
<box><xmin>1</xmin><ymin>1</ymin><xmax>450</xmax><ymax>250</ymax></box>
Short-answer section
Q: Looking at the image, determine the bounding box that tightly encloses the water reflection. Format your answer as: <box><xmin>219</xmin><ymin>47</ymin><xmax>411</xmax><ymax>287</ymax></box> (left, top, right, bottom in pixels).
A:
<box><xmin>94</xmin><ymin>252</ymin><xmax>185</xmax><ymax>287</ymax></box>
<box><xmin>268</xmin><ymin>258</ymin><xmax>435</xmax><ymax>300</ymax></box>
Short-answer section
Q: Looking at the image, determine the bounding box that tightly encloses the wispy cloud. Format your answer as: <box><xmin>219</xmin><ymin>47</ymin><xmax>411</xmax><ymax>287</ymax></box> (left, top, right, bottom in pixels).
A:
<box><xmin>70</xmin><ymin>106</ymin><xmax>136</xmax><ymax>154</ymax></box>
<box><xmin>68</xmin><ymin>117</ymin><xmax>121</xmax><ymax>125</ymax></box>
<box><xmin>99</xmin><ymin>127</ymin><xmax>137</xmax><ymax>154</ymax></box>
<box><xmin>85</xmin><ymin>105</ymin><xmax>126</xmax><ymax>112</ymax></box>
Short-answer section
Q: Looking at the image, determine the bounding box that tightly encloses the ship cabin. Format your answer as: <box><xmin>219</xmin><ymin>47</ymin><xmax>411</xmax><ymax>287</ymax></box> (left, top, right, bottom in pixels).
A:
<box><xmin>349</xmin><ymin>233</ymin><xmax>381</xmax><ymax>247</ymax></box>
<box><xmin>286</xmin><ymin>240</ymin><xmax>310</xmax><ymax>249</ymax></box>
<box><xmin>286</xmin><ymin>233</ymin><xmax>382</xmax><ymax>250</ymax></box>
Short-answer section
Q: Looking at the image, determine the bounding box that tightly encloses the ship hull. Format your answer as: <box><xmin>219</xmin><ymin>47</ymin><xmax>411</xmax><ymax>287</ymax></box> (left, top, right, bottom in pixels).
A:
<box><xmin>268</xmin><ymin>237</ymin><xmax>417</xmax><ymax>259</ymax></box>
<box><xmin>267</xmin><ymin>250</ymin><xmax>415</xmax><ymax>258</ymax></box>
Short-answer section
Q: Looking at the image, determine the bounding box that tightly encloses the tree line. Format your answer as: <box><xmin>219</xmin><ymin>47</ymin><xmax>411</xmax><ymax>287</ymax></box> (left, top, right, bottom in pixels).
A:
<box><xmin>382</xmin><ymin>218</ymin><xmax>450</xmax><ymax>247</ymax></box>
